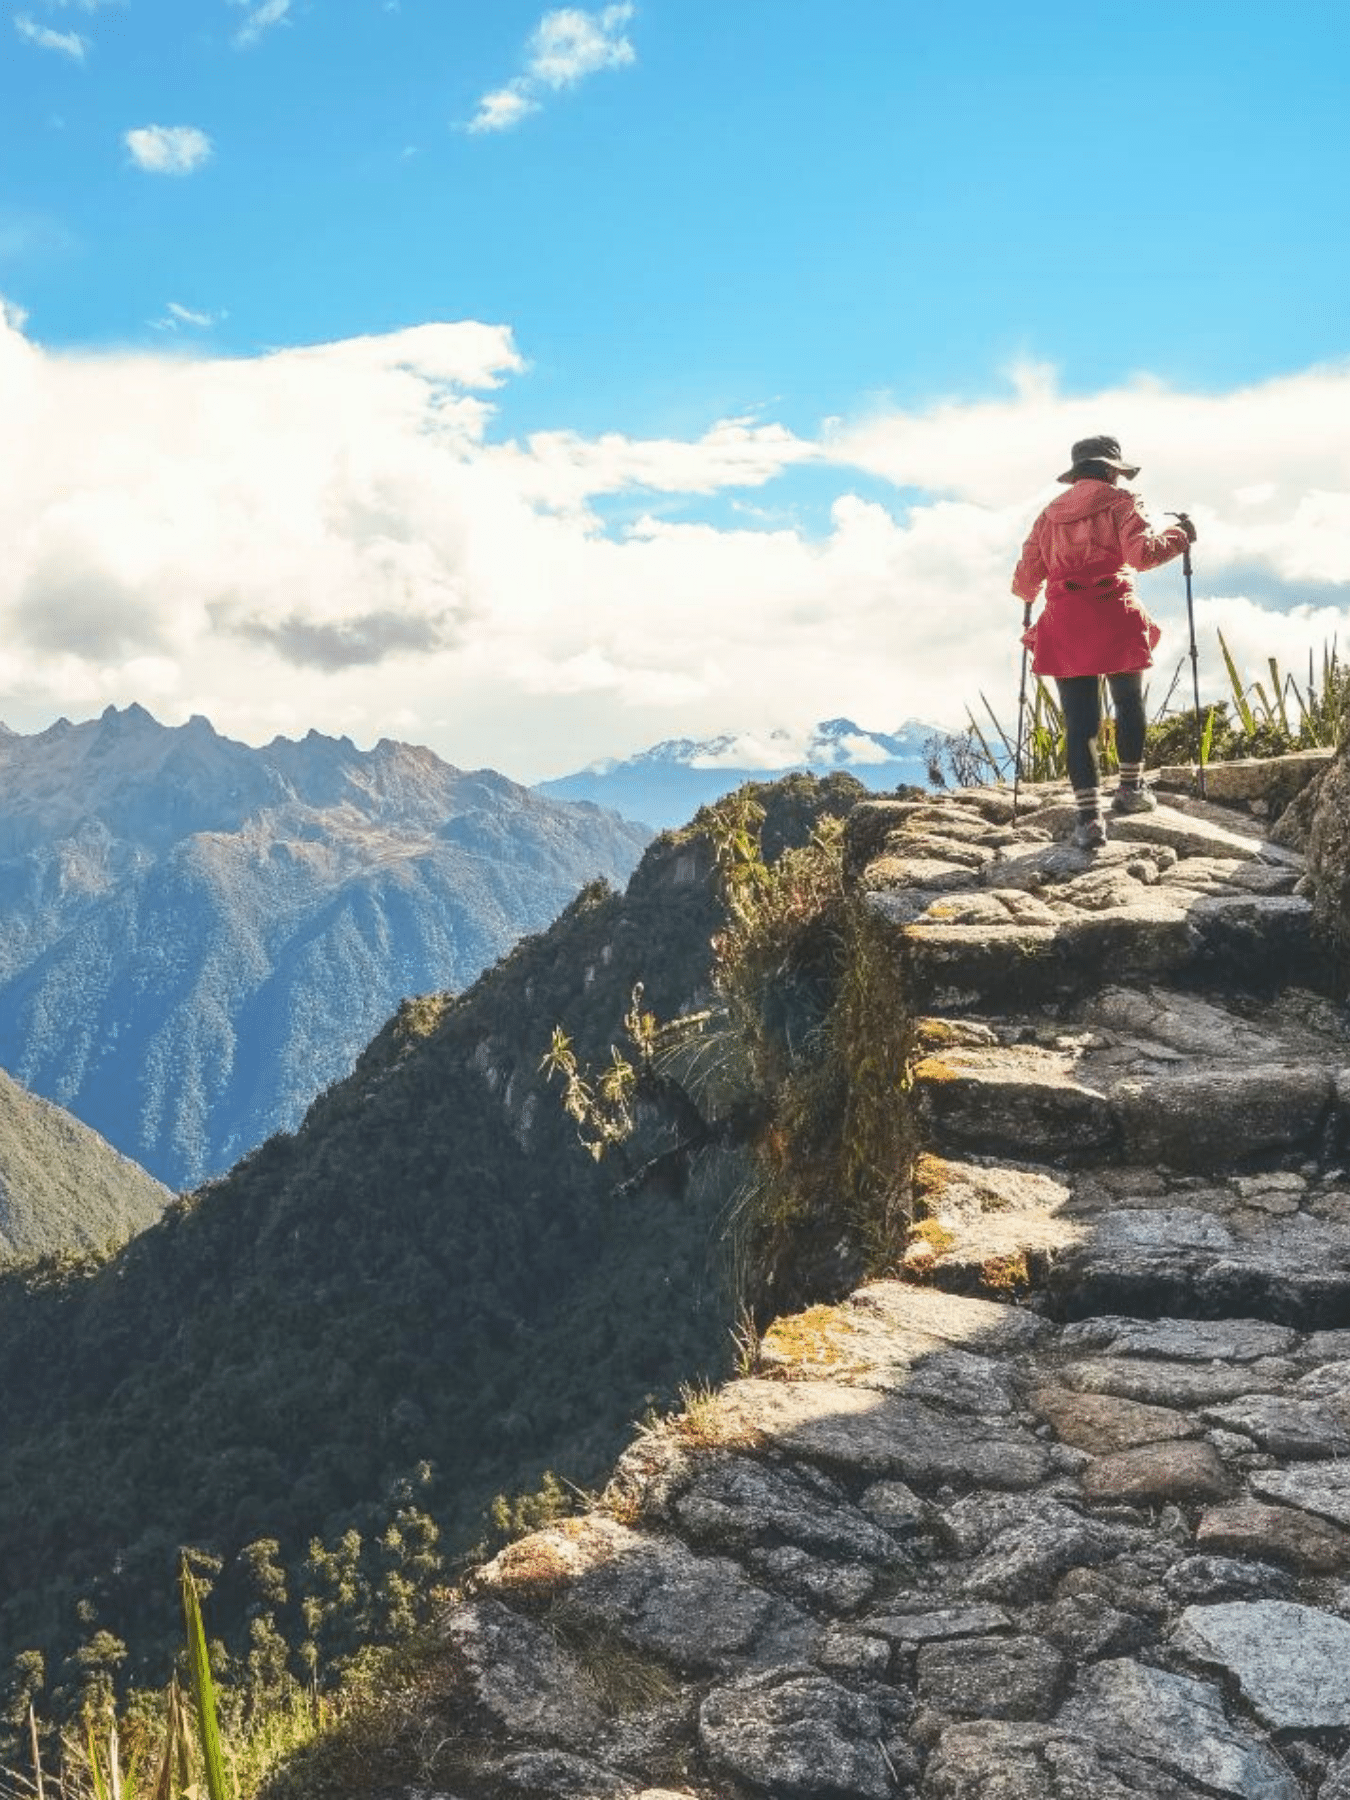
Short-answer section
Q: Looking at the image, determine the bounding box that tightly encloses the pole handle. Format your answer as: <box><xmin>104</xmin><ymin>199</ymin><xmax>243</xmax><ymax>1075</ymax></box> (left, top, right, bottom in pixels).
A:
<box><xmin>1166</xmin><ymin>511</ymin><xmax>1194</xmax><ymax>576</ymax></box>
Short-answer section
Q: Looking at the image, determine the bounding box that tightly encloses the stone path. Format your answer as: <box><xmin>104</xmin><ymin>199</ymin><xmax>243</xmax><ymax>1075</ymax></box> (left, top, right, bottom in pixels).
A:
<box><xmin>415</xmin><ymin>772</ymin><xmax>1350</xmax><ymax>1800</ymax></box>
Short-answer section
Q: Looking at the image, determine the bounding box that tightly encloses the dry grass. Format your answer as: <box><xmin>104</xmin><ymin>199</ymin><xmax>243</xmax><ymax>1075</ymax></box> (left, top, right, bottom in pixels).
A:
<box><xmin>546</xmin><ymin>1616</ymin><xmax>681</xmax><ymax>1714</ymax></box>
<box><xmin>666</xmin><ymin>1381</ymin><xmax>763</xmax><ymax>1451</ymax></box>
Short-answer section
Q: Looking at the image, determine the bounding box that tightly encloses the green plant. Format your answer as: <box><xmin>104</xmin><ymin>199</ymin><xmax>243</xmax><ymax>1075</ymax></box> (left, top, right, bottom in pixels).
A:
<box><xmin>180</xmin><ymin>1560</ymin><xmax>228</xmax><ymax>1800</ymax></box>
<box><xmin>932</xmin><ymin>633</ymin><xmax>1350</xmax><ymax>791</ymax></box>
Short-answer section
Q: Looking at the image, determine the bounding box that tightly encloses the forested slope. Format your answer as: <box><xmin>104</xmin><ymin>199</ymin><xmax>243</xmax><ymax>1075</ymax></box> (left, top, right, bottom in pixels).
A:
<box><xmin>0</xmin><ymin>774</ymin><xmax>863</xmax><ymax>1723</ymax></box>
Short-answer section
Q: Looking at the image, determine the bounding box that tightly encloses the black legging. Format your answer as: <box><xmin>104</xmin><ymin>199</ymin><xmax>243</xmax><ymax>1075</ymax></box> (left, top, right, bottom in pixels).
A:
<box><xmin>1055</xmin><ymin>673</ymin><xmax>1146</xmax><ymax>794</ymax></box>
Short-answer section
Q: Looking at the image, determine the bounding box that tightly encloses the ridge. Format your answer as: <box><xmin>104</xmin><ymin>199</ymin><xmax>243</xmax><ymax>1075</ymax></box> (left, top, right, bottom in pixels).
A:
<box><xmin>314</xmin><ymin>752</ymin><xmax>1350</xmax><ymax>1800</ymax></box>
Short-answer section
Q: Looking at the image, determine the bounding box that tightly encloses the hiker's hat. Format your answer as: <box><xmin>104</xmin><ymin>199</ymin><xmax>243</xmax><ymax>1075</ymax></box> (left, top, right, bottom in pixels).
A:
<box><xmin>1057</xmin><ymin>434</ymin><xmax>1141</xmax><ymax>484</ymax></box>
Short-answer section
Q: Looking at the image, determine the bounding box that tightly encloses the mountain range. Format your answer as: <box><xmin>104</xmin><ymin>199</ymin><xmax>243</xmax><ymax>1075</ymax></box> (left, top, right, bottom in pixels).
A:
<box><xmin>0</xmin><ymin>706</ymin><xmax>649</xmax><ymax>1189</ymax></box>
<box><xmin>536</xmin><ymin>716</ymin><xmax>937</xmax><ymax>828</ymax></box>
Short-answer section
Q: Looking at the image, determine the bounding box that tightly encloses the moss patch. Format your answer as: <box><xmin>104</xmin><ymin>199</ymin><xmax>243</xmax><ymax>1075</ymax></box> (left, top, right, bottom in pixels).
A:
<box><xmin>760</xmin><ymin>1303</ymin><xmax>859</xmax><ymax>1371</ymax></box>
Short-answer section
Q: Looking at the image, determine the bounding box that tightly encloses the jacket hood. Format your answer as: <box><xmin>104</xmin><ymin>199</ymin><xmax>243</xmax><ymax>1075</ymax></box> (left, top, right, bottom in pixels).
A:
<box><xmin>1043</xmin><ymin>481</ymin><xmax>1130</xmax><ymax>522</ymax></box>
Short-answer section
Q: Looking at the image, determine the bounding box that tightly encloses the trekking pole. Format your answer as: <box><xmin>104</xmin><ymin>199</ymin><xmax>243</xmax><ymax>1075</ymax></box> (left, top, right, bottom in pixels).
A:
<box><xmin>1167</xmin><ymin>513</ymin><xmax>1206</xmax><ymax>798</ymax></box>
<box><xmin>1012</xmin><ymin>603</ymin><xmax>1033</xmax><ymax>819</ymax></box>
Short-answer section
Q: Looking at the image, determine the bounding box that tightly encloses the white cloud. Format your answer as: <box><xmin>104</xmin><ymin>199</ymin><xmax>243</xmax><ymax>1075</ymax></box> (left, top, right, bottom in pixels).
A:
<box><xmin>466</xmin><ymin>4</ymin><xmax>636</xmax><ymax>133</ymax></box>
<box><xmin>468</xmin><ymin>85</ymin><xmax>540</xmax><ymax>135</ymax></box>
<box><xmin>150</xmin><ymin>301</ymin><xmax>222</xmax><ymax>332</ymax></box>
<box><xmin>125</xmin><ymin>125</ymin><xmax>214</xmax><ymax>175</ymax></box>
<box><xmin>0</xmin><ymin>307</ymin><xmax>1347</xmax><ymax>783</ymax></box>
<box><xmin>527</xmin><ymin>4</ymin><xmax>635</xmax><ymax>87</ymax></box>
<box><xmin>229</xmin><ymin>0</ymin><xmax>291</xmax><ymax>49</ymax></box>
<box><xmin>15</xmin><ymin>14</ymin><xmax>88</xmax><ymax>57</ymax></box>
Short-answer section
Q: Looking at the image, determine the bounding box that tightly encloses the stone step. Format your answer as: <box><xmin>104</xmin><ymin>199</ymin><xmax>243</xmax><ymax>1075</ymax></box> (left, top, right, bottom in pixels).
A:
<box><xmin>911</xmin><ymin>1151</ymin><xmax>1350</xmax><ymax>1331</ymax></box>
<box><xmin>854</xmin><ymin>792</ymin><xmax>1315</xmax><ymax>1012</ymax></box>
<box><xmin>891</xmin><ymin>889</ymin><xmax>1313</xmax><ymax>1013</ymax></box>
<box><xmin>911</xmin><ymin>986</ymin><xmax>1350</xmax><ymax>1169</ymax></box>
<box><xmin>912</xmin><ymin>1039</ymin><xmax>1344</xmax><ymax>1171</ymax></box>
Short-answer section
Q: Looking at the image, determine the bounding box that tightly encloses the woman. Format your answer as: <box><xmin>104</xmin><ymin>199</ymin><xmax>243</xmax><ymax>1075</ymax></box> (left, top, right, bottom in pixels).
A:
<box><xmin>1012</xmin><ymin>434</ymin><xmax>1195</xmax><ymax>849</ymax></box>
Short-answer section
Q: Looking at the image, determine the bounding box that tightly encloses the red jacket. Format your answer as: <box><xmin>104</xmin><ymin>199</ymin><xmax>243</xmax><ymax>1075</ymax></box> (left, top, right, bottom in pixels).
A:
<box><xmin>1011</xmin><ymin>481</ymin><xmax>1189</xmax><ymax>679</ymax></box>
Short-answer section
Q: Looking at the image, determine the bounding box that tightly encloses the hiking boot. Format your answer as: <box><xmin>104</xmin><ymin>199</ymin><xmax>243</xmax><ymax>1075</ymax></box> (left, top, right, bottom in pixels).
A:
<box><xmin>1071</xmin><ymin>816</ymin><xmax>1108</xmax><ymax>850</ymax></box>
<box><xmin>1112</xmin><ymin>784</ymin><xmax>1158</xmax><ymax>815</ymax></box>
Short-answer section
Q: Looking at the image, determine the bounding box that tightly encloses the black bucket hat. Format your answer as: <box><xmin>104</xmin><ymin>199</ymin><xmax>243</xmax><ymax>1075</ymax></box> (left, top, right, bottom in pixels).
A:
<box><xmin>1057</xmin><ymin>434</ymin><xmax>1141</xmax><ymax>484</ymax></box>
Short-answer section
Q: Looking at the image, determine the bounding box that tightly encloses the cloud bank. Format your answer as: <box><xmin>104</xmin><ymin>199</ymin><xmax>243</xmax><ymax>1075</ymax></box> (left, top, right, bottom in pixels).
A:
<box><xmin>1</xmin><ymin>301</ymin><xmax>1347</xmax><ymax>781</ymax></box>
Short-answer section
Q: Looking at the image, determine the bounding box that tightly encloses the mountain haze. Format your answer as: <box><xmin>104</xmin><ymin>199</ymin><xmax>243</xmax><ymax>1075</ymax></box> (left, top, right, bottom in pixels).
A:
<box><xmin>538</xmin><ymin>717</ymin><xmax>937</xmax><ymax>827</ymax></box>
<box><xmin>0</xmin><ymin>706</ymin><xmax>650</xmax><ymax>1188</ymax></box>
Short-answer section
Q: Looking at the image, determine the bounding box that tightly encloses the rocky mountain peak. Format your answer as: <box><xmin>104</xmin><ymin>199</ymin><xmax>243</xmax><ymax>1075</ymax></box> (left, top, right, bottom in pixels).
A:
<box><xmin>0</xmin><ymin>705</ymin><xmax>650</xmax><ymax>1186</ymax></box>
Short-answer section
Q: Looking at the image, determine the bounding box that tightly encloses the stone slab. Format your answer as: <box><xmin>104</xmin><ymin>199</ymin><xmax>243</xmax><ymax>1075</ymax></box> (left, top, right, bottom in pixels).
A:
<box><xmin>698</xmin><ymin>1670</ymin><xmax>909</xmax><ymax>1800</ymax></box>
<box><xmin>1031</xmin><ymin>1387</ymin><xmax>1197</xmax><ymax>1454</ymax></box>
<box><xmin>713</xmin><ymin>1379</ymin><xmax>1051</xmax><ymax>1490</ymax></box>
<box><xmin>1174</xmin><ymin>1601</ymin><xmax>1350</xmax><ymax>1728</ymax></box>
<box><xmin>1197</xmin><ymin>1499</ymin><xmax>1350</xmax><ymax>1573</ymax></box>
<box><xmin>1250</xmin><ymin>1462</ymin><xmax>1350</xmax><ymax>1529</ymax></box>
<box><xmin>1056</xmin><ymin>1658</ymin><xmax>1300</xmax><ymax>1800</ymax></box>
<box><xmin>1081</xmin><ymin>1441</ymin><xmax>1235</xmax><ymax>1507</ymax></box>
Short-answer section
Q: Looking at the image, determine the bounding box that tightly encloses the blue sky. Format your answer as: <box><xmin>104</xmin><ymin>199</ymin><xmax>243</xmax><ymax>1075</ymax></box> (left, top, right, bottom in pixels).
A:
<box><xmin>1</xmin><ymin>1</ymin><xmax>1348</xmax><ymax>776</ymax></box>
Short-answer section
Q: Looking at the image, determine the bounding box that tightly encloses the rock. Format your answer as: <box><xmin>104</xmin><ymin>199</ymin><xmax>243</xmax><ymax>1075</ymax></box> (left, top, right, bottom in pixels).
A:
<box><xmin>849</xmin><ymin>1279</ymin><xmax>1052</xmax><ymax>1353</ymax></box>
<box><xmin>892</xmin><ymin>1347</ymin><xmax>1021</xmax><ymax>1416</ymax></box>
<box><xmin>496</xmin><ymin>1750</ymin><xmax>636</xmax><ymax>1797</ymax></box>
<box><xmin>697</xmin><ymin>1670</ymin><xmax>911</xmax><ymax>1800</ymax></box>
<box><xmin>1323</xmin><ymin>1751</ymin><xmax>1350</xmax><ymax>1800</ymax></box>
<box><xmin>1057</xmin><ymin>1658</ymin><xmax>1300</xmax><ymax>1800</ymax></box>
<box><xmin>713</xmin><ymin>1379</ymin><xmax>1051</xmax><ymax>1490</ymax></box>
<box><xmin>670</xmin><ymin>1452</ymin><xmax>905</xmax><ymax>1565</ymax></box>
<box><xmin>945</xmin><ymin>1495</ymin><xmax>1141</xmax><ymax>1603</ymax></box>
<box><xmin>1112</xmin><ymin>1065</ymin><xmax>1333</xmax><ymax>1169</ymax></box>
<box><xmin>1061</xmin><ymin>1357</ymin><xmax>1283</xmax><ymax>1409</ymax></box>
<box><xmin>1072</xmin><ymin>1207</ymin><xmax>1236</xmax><ymax>1255</ymax></box>
<box><xmin>1295</xmin><ymin>1358</ymin><xmax>1350</xmax><ymax>1401</ymax></box>
<box><xmin>864</xmin><ymin>1603</ymin><xmax>1011</xmax><ymax>1646</ymax></box>
<box><xmin>745</xmin><ymin>1546</ymin><xmax>876</xmax><ymax>1614</ymax></box>
<box><xmin>1309</xmin><ymin>740</ymin><xmax>1350</xmax><ymax>965</ymax></box>
<box><xmin>1202</xmin><ymin>1394</ymin><xmax>1350</xmax><ymax>1458</ymax></box>
<box><xmin>815</xmin><ymin>1630</ymin><xmax>892</xmax><ymax>1678</ymax></box>
<box><xmin>1163</xmin><ymin>1555</ymin><xmax>1294</xmax><ymax>1604</ymax></box>
<box><xmin>445</xmin><ymin>1601</ymin><xmax>605</xmax><ymax>1748</ymax></box>
<box><xmin>1038</xmin><ymin>1596</ymin><xmax>1147</xmax><ymax>1659</ymax></box>
<box><xmin>1081</xmin><ymin>1441</ymin><xmax>1235</xmax><ymax>1507</ymax></box>
<box><xmin>913</xmin><ymin>1044</ymin><xmax>1116</xmax><ymax>1158</ymax></box>
<box><xmin>862</xmin><ymin>853</ymin><xmax>983</xmax><ymax>893</ymax></box>
<box><xmin>1060</xmin><ymin>1316</ymin><xmax>1297</xmax><ymax>1362</ymax></box>
<box><xmin>1176</xmin><ymin>751</ymin><xmax>1333</xmax><ymax>808</ymax></box>
<box><xmin>479</xmin><ymin>1516</ymin><xmax>815</xmax><ymax>1673</ymax></box>
<box><xmin>1173</xmin><ymin>1601</ymin><xmax>1350</xmax><ymax>1728</ymax></box>
<box><xmin>1110</xmin><ymin>806</ymin><xmax>1289</xmax><ymax>863</ymax></box>
<box><xmin>1251</xmin><ymin>1463</ymin><xmax>1350</xmax><ymax>1528</ymax></box>
<box><xmin>916</xmin><ymin>1634</ymin><xmax>1065</xmax><ymax>1720</ymax></box>
<box><xmin>1031</xmin><ymin>1387</ymin><xmax>1197</xmax><ymax>1453</ymax></box>
<box><xmin>924</xmin><ymin>1720</ymin><xmax>1241</xmax><ymax>1799</ymax></box>
<box><xmin>858</xmin><ymin>1478</ymin><xmax>932</xmax><ymax>1538</ymax></box>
